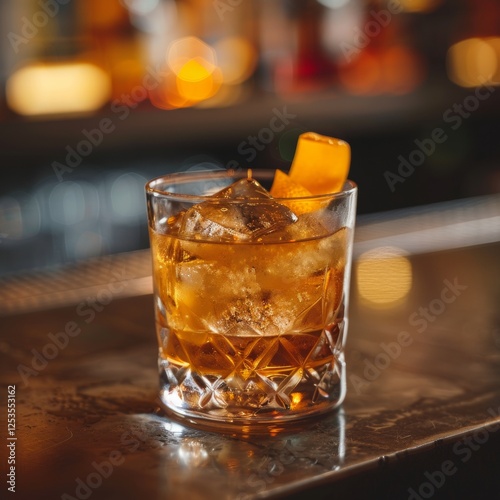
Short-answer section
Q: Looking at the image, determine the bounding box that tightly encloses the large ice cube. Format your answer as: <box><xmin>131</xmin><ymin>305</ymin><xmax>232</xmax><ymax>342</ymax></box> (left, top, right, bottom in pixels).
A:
<box><xmin>179</xmin><ymin>178</ymin><xmax>297</xmax><ymax>242</ymax></box>
<box><xmin>215</xmin><ymin>177</ymin><xmax>271</xmax><ymax>199</ymax></box>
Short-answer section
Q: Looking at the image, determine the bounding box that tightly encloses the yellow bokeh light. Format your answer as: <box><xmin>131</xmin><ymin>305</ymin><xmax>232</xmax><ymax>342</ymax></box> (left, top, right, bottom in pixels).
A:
<box><xmin>447</xmin><ymin>38</ymin><xmax>499</xmax><ymax>88</ymax></box>
<box><xmin>6</xmin><ymin>61</ymin><xmax>111</xmax><ymax>116</ymax></box>
<box><xmin>176</xmin><ymin>60</ymin><xmax>222</xmax><ymax>102</ymax></box>
<box><xmin>177</xmin><ymin>58</ymin><xmax>213</xmax><ymax>82</ymax></box>
<box><xmin>168</xmin><ymin>36</ymin><xmax>217</xmax><ymax>76</ymax></box>
<box><xmin>214</xmin><ymin>37</ymin><xmax>257</xmax><ymax>85</ymax></box>
<box><xmin>356</xmin><ymin>247</ymin><xmax>413</xmax><ymax>307</ymax></box>
<box><xmin>160</xmin><ymin>36</ymin><xmax>223</xmax><ymax>106</ymax></box>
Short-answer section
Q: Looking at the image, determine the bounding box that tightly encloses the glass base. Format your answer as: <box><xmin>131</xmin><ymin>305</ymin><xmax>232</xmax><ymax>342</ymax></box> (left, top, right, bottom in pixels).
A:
<box><xmin>157</xmin><ymin>356</ymin><xmax>346</xmax><ymax>434</ymax></box>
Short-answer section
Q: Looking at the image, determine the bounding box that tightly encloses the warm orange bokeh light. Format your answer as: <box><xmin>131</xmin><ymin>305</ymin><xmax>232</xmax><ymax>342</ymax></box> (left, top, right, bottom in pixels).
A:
<box><xmin>176</xmin><ymin>59</ymin><xmax>222</xmax><ymax>101</ymax></box>
<box><xmin>447</xmin><ymin>37</ymin><xmax>500</xmax><ymax>88</ymax></box>
<box><xmin>150</xmin><ymin>36</ymin><xmax>224</xmax><ymax>109</ymax></box>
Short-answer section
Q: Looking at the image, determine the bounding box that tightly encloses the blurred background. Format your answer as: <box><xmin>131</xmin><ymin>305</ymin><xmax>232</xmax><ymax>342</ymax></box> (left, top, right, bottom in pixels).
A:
<box><xmin>0</xmin><ymin>0</ymin><xmax>499</xmax><ymax>276</ymax></box>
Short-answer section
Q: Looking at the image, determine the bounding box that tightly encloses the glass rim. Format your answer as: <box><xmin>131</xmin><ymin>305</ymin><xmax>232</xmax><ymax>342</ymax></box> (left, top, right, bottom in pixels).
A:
<box><xmin>145</xmin><ymin>169</ymin><xmax>357</xmax><ymax>203</ymax></box>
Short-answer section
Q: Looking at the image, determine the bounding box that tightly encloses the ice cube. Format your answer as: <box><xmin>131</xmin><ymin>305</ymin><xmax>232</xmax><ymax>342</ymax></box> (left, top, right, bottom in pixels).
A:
<box><xmin>286</xmin><ymin>209</ymin><xmax>341</xmax><ymax>241</ymax></box>
<box><xmin>179</xmin><ymin>178</ymin><xmax>297</xmax><ymax>242</ymax></box>
<box><xmin>214</xmin><ymin>178</ymin><xmax>272</xmax><ymax>199</ymax></box>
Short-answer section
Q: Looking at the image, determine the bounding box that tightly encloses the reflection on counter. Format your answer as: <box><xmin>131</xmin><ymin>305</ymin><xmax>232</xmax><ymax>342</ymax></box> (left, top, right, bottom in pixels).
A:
<box><xmin>146</xmin><ymin>410</ymin><xmax>346</xmax><ymax>498</ymax></box>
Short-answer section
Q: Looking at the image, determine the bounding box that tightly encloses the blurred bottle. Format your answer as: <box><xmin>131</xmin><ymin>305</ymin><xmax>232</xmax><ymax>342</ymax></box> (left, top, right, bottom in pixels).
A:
<box><xmin>332</xmin><ymin>0</ymin><xmax>426</xmax><ymax>95</ymax></box>
<box><xmin>262</xmin><ymin>0</ymin><xmax>336</xmax><ymax>95</ymax></box>
<box><xmin>76</xmin><ymin>0</ymin><xmax>145</xmax><ymax>102</ymax></box>
<box><xmin>293</xmin><ymin>0</ymin><xmax>336</xmax><ymax>91</ymax></box>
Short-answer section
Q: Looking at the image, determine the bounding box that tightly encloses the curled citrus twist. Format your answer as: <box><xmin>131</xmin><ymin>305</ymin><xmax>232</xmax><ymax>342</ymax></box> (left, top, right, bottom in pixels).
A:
<box><xmin>270</xmin><ymin>132</ymin><xmax>351</xmax><ymax>214</ymax></box>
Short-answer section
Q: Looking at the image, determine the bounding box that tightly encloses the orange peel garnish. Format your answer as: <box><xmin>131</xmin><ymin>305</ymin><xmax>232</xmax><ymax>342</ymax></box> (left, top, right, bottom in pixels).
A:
<box><xmin>288</xmin><ymin>132</ymin><xmax>350</xmax><ymax>195</ymax></box>
<box><xmin>270</xmin><ymin>169</ymin><xmax>317</xmax><ymax>214</ymax></box>
<box><xmin>270</xmin><ymin>132</ymin><xmax>351</xmax><ymax>214</ymax></box>
<box><xmin>270</xmin><ymin>169</ymin><xmax>312</xmax><ymax>198</ymax></box>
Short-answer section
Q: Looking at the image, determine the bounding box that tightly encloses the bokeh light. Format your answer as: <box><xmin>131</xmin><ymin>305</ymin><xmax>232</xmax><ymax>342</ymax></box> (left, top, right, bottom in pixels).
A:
<box><xmin>447</xmin><ymin>38</ymin><xmax>500</xmax><ymax>88</ymax></box>
<box><xmin>49</xmin><ymin>182</ymin><xmax>89</xmax><ymax>226</ymax></box>
<box><xmin>110</xmin><ymin>173</ymin><xmax>148</xmax><ymax>221</ymax></box>
<box><xmin>356</xmin><ymin>247</ymin><xmax>413</xmax><ymax>307</ymax></box>
<box><xmin>151</xmin><ymin>36</ymin><xmax>223</xmax><ymax>108</ymax></box>
<box><xmin>168</xmin><ymin>36</ymin><xmax>217</xmax><ymax>76</ymax></box>
<box><xmin>0</xmin><ymin>194</ymin><xmax>42</xmax><ymax>241</ymax></box>
<box><xmin>176</xmin><ymin>59</ymin><xmax>222</xmax><ymax>101</ymax></box>
<box><xmin>6</xmin><ymin>62</ymin><xmax>111</xmax><ymax>116</ymax></box>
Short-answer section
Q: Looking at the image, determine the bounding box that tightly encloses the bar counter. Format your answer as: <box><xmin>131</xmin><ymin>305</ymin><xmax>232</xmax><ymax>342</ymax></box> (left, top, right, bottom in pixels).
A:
<box><xmin>1</xmin><ymin>194</ymin><xmax>500</xmax><ymax>499</ymax></box>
